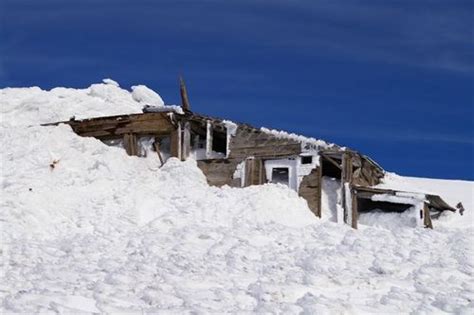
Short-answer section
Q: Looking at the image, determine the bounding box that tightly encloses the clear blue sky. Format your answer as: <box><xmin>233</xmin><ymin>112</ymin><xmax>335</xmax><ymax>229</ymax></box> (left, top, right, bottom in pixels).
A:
<box><xmin>1</xmin><ymin>0</ymin><xmax>473</xmax><ymax>180</ymax></box>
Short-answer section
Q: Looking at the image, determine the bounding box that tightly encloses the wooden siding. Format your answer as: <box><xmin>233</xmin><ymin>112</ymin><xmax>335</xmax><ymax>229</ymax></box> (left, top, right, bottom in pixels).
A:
<box><xmin>65</xmin><ymin>113</ymin><xmax>175</xmax><ymax>138</ymax></box>
<box><xmin>228</xmin><ymin>127</ymin><xmax>301</xmax><ymax>159</ymax></box>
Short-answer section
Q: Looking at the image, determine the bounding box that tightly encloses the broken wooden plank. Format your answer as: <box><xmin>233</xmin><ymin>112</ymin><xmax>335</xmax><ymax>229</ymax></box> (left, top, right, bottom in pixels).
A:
<box><xmin>153</xmin><ymin>139</ymin><xmax>164</xmax><ymax>166</ymax></box>
<box><xmin>321</xmin><ymin>153</ymin><xmax>342</xmax><ymax>170</ymax></box>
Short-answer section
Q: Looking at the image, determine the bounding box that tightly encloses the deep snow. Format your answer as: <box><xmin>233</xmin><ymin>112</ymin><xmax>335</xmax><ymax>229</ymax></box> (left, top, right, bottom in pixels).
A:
<box><xmin>1</xmin><ymin>81</ymin><xmax>473</xmax><ymax>313</ymax></box>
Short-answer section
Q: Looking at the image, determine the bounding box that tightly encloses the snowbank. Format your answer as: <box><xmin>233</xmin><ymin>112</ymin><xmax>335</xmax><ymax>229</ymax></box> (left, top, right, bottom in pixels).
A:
<box><xmin>1</xmin><ymin>82</ymin><xmax>473</xmax><ymax>313</ymax></box>
<box><xmin>0</xmin><ymin>79</ymin><xmax>177</xmax><ymax>126</ymax></box>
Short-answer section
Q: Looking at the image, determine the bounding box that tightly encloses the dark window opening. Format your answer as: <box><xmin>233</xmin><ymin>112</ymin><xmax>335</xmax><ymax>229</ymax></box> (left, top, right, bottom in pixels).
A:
<box><xmin>271</xmin><ymin>167</ymin><xmax>289</xmax><ymax>186</ymax></box>
<box><xmin>212</xmin><ymin>129</ymin><xmax>227</xmax><ymax>154</ymax></box>
<box><xmin>357</xmin><ymin>198</ymin><xmax>413</xmax><ymax>213</ymax></box>
<box><xmin>301</xmin><ymin>156</ymin><xmax>313</xmax><ymax>164</ymax></box>
<box><xmin>321</xmin><ymin>157</ymin><xmax>342</xmax><ymax>179</ymax></box>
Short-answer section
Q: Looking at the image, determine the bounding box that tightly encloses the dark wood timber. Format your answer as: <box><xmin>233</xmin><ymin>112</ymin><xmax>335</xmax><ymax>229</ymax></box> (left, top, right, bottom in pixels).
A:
<box><xmin>123</xmin><ymin>133</ymin><xmax>138</xmax><ymax>156</ymax></box>
<box><xmin>423</xmin><ymin>202</ymin><xmax>434</xmax><ymax>229</ymax></box>
<box><xmin>244</xmin><ymin>158</ymin><xmax>265</xmax><ymax>186</ymax></box>
<box><xmin>351</xmin><ymin>190</ymin><xmax>358</xmax><ymax>229</ymax></box>
<box><xmin>179</xmin><ymin>76</ymin><xmax>191</xmax><ymax>111</ymax></box>
<box><xmin>170</xmin><ymin>127</ymin><xmax>180</xmax><ymax>158</ymax></box>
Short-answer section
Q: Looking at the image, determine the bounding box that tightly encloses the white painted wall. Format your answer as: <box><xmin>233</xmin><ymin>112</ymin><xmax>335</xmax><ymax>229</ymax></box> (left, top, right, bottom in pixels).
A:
<box><xmin>264</xmin><ymin>158</ymin><xmax>298</xmax><ymax>191</ymax></box>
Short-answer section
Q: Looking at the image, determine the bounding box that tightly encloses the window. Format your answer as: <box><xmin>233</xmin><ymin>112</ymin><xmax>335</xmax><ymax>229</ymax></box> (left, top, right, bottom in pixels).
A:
<box><xmin>301</xmin><ymin>156</ymin><xmax>313</xmax><ymax>164</ymax></box>
<box><xmin>212</xmin><ymin>128</ymin><xmax>227</xmax><ymax>155</ymax></box>
<box><xmin>271</xmin><ymin>167</ymin><xmax>289</xmax><ymax>186</ymax></box>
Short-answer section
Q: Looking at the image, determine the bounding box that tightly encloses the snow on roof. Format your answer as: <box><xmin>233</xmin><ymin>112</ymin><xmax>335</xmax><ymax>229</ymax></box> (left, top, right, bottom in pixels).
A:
<box><xmin>260</xmin><ymin>127</ymin><xmax>334</xmax><ymax>150</ymax></box>
<box><xmin>1</xmin><ymin>78</ymin><xmax>182</xmax><ymax>126</ymax></box>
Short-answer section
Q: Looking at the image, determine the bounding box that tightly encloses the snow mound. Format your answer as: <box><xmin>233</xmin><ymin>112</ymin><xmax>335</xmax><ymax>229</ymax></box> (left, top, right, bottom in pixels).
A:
<box><xmin>131</xmin><ymin>84</ymin><xmax>165</xmax><ymax>106</ymax></box>
<box><xmin>0</xmin><ymin>79</ymin><xmax>175</xmax><ymax>126</ymax></box>
<box><xmin>1</xmin><ymin>82</ymin><xmax>473</xmax><ymax>313</ymax></box>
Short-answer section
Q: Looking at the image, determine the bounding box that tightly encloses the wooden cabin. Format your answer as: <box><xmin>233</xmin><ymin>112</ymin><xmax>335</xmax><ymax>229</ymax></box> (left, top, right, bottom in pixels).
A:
<box><xmin>44</xmin><ymin>79</ymin><xmax>457</xmax><ymax>228</ymax></box>
<box><xmin>45</xmin><ymin>107</ymin><xmax>457</xmax><ymax>229</ymax></box>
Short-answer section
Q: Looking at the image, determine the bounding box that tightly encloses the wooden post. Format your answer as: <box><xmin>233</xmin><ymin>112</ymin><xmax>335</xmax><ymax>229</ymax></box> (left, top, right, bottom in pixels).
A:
<box><xmin>351</xmin><ymin>190</ymin><xmax>358</xmax><ymax>229</ymax></box>
<box><xmin>170</xmin><ymin>123</ymin><xmax>181</xmax><ymax>158</ymax></box>
<box><xmin>244</xmin><ymin>158</ymin><xmax>254</xmax><ymax>187</ymax></box>
<box><xmin>315</xmin><ymin>156</ymin><xmax>322</xmax><ymax>218</ymax></box>
<box><xmin>179</xmin><ymin>76</ymin><xmax>191</xmax><ymax>111</ymax></box>
<box><xmin>123</xmin><ymin>133</ymin><xmax>138</xmax><ymax>156</ymax></box>
<box><xmin>423</xmin><ymin>202</ymin><xmax>433</xmax><ymax>229</ymax></box>
<box><xmin>182</xmin><ymin>121</ymin><xmax>191</xmax><ymax>160</ymax></box>
<box><xmin>257</xmin><ymin>159</ymin><xmax>266</xmax><ymax>185</ymax></box>
<box><xmin>341</xmin><ymin>152</ymin><xmax>354</xmax><ymax>226</ymax></box>
<box><xmin>243</xmin><ymin>158</ymin><xmax>265</xmax><ymax>186</ymax></box>
<box><xmin>206</xmin><ymin>120</ymin><xmax>213</xmax><ymax>159</ymax></box>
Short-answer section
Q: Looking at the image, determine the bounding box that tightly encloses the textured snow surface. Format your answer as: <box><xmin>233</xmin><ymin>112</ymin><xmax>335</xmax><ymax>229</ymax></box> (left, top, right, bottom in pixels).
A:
<box><xmin>0</xmin><ymin>79</ymin><xmax>175</xmax><ymax>126</ymax></box>
<box><xmin>1</xmin><ymin>83</ymin><xmax>474</xmax><ymax>313</ymax></box>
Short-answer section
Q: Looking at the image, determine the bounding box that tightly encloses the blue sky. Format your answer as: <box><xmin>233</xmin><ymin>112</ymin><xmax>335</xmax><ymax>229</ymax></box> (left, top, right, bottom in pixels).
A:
<box><xmin>1</xmin><ymin>0</ymin><xmax>473</xmax><ymax>180</ymax></box>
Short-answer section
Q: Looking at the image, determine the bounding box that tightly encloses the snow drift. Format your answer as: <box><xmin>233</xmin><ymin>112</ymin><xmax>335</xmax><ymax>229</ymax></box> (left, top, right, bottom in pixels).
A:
<box><xmin>1</xmin><ymin>80</ymin><xmax>473</xmax><ymax>313</ymax></box>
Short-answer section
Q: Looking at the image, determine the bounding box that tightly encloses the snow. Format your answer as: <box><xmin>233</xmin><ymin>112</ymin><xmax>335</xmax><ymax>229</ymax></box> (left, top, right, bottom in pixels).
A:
<box><xmin>102</xmin><ymin>78</ymin><xmax>119</xmax><ymax>87</ymax></box>
<box><xmin>131</xmin><ymin>84</ymin><xmax>165</xmax><ymax>106</ymax></box>
<box><xmin>1</xmin><ymin>83</ymin><xmax>474</xmax><ymax>313</ymax></box>
<box><xmin>0</xmin><ymin>79</ymin><xmax>178</xmax><ymax>126</ymax></box>
<box><xmin>260</xmin><ymin>127</ymin><xmax>333</xmax><ymax>152</ymax></box>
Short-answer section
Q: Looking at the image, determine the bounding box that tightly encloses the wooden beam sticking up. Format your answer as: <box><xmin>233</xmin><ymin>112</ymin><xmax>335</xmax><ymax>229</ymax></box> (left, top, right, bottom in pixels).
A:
<box><xmin>179</xmin><ymin>75</ymin><xmax>191</xmax><ymax>111</ymax></box>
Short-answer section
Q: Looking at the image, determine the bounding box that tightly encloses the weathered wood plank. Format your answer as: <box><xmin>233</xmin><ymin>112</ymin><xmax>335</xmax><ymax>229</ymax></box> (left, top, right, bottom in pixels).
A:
<box><xmin>123</xmin><ymin>133</ymin><xmax>138</xmax><ymax>156</ymax></box>
<box><xmin>298</xmin><ymin>166</ymin><xmax>322</xmax><ymax>217</ymax></box>
<box><xmin>423</xmin><ymin>202</ymin><xmax>433</xmax><ymax>229</ymax></box>
<box><xmin>351</xmin><ymin>191</ymin><xmax>358</xmax><ymax>229</ymax></box>
<box><xmin>72</xmin><ymin>119</ymin><xmax>174</xmax><ymax>137</ymax></box>
<box><xmin>170</xmin><ymin>127</ymin><xmax>180</xmax><ymax>158</ymax></box>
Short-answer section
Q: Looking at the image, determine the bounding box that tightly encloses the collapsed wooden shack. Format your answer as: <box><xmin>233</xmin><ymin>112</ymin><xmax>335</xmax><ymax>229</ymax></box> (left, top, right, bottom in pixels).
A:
<box><xmin>44</xmin><ymin>82</ymin><xmax>457</xmax><ymax>229</ymax></box>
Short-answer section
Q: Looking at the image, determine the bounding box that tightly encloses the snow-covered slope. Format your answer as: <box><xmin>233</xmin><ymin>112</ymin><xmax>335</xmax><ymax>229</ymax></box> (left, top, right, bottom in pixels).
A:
<box><xmin>1</xmin><ymin>81</ymin><xmax>473</xmax><ymax>313</ymax></box>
